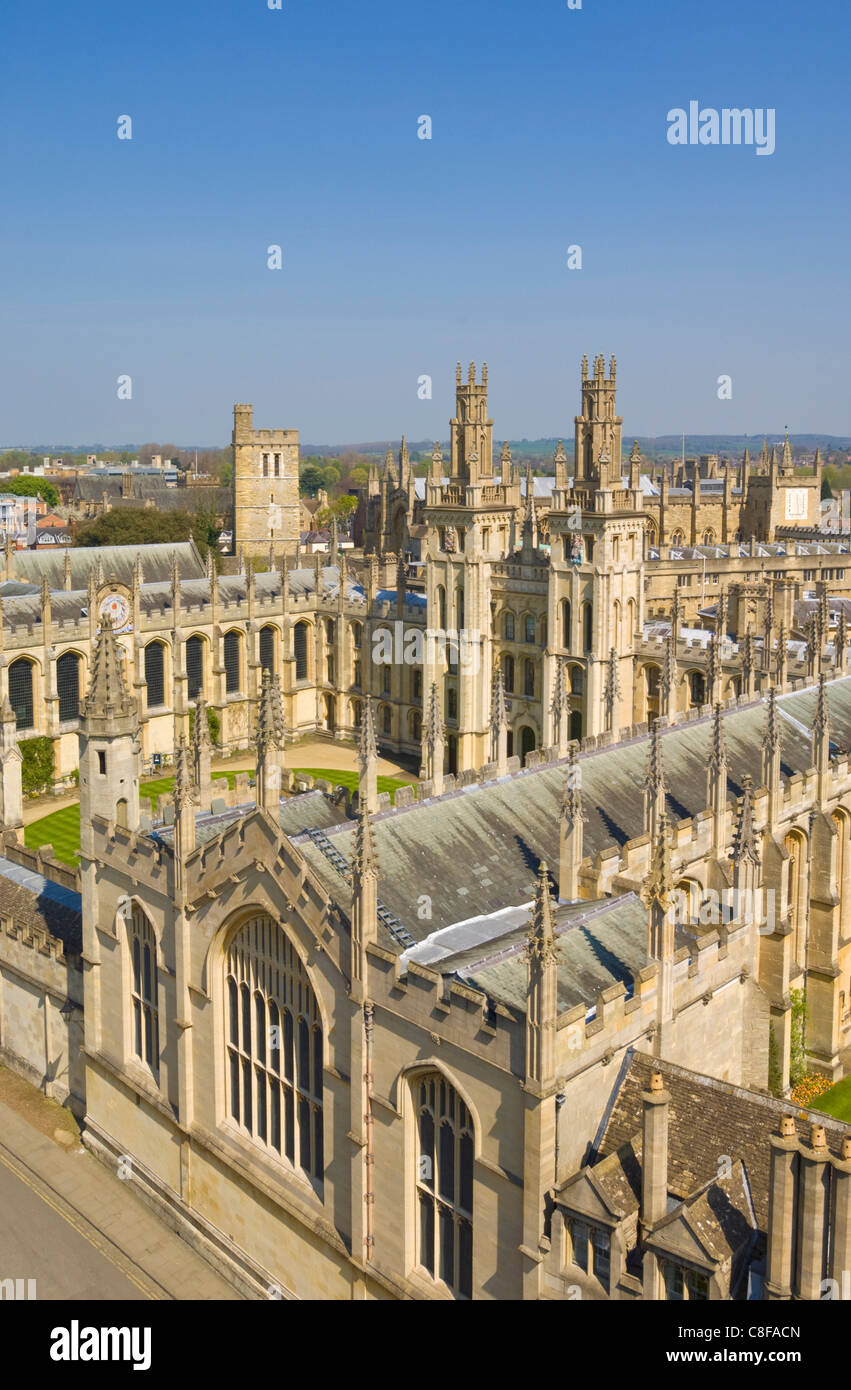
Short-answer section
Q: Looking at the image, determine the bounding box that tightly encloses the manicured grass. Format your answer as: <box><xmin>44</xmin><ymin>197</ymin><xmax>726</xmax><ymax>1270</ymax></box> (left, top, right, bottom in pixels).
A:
<box><xmin>24</xmin><ymin>765</ymin><xmax>415</xmax><ymax>866</ymax></box>
<box><xmin>292</xmin><ymin>768</ymin><xmax>414</xmax><ymax>803</ymax></box>
<box><xmin>811</xmin><ymin>1074</ymin><xmax>851</xmax><ymax>1123</ymax></box>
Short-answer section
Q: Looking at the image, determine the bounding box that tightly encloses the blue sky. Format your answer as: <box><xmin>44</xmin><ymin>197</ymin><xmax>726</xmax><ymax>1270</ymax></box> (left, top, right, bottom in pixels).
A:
<box><xmin>1</xmin><ymin>0</ymin><xmax>849</xmax><ymax>445</ymax></box>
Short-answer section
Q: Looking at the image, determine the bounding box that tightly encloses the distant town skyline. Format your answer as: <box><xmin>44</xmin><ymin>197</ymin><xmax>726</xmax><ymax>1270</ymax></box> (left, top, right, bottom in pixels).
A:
<box><xmin>2</xmin><ymin>0</ymin><xmax>849</xmax><ymax>442</ymax></box>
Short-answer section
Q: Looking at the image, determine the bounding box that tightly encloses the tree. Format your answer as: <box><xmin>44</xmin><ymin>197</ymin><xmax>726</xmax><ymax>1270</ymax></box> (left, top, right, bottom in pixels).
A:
<box><xmin>73</xmin><ymin>506</ymin><xmax>220</xmax><ymax>561</ymax></box>
<box><xmin>299</xmin><ymin>463</ymin><xmax>327</xmax><ymax>497</ymax></box>
<box><xmin>1</xmin><ymin>475</ymin><xmax>59</xmax><ymax>508</ymax></box>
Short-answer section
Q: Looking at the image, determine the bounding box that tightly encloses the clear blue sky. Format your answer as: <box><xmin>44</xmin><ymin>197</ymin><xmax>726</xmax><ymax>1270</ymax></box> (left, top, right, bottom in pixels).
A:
<box><xmin>2</xmin><ymin>0</ymin><xmax>849</xmax><ymax>446</ymax></box>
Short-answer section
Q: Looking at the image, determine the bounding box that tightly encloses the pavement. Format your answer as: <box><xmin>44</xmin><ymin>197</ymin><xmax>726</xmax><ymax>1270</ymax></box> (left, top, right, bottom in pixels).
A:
<box><xmin>0</xmin><ymin>1093</ymin><xmax>242</xmax><ymax>1300</ymax></box>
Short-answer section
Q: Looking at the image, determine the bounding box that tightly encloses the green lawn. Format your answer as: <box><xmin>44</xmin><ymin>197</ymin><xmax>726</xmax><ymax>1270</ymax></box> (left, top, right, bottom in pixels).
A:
<box><xmin>25</xmin><ymin>766</ymin><xmax>415</xmax><ymax>867</ymax></box>
<box><xmin>811</xmin><ymin>1074</ymin><xmax>851</xmax><ymax>1123</ymax></box>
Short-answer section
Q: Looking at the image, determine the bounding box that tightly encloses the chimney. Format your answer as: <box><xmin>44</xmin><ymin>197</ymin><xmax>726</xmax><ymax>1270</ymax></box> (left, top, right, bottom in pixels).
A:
<box><xmin>765</xmin><ymin>1114</ymin><xmax>798</xmax><ymax>1301</ymax></box>
<box><xmin>641</xmin><ymin>1070</ymin><xmax>669</xmax><ymax>1228</ymax></box>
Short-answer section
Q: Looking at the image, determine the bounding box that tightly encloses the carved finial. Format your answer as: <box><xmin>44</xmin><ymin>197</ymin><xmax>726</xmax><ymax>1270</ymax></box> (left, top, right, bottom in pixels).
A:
<box><xmin>732</xmin><ymin>774</ymin><xmax>760</xmax><ymax>865</ymax></box>
<box><xmin>525</xmin><ymin>863</ymin><xmax>559</xmax><ymax>966</ymax></box>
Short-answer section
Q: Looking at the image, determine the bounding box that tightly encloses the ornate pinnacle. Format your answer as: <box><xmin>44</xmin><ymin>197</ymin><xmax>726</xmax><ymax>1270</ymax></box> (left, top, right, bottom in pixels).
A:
<box><xmin>491</xmin><ymin>660</ymin><xmax>508</xmax><ymax>736</ymax></box>
<box><xmin>193</xmin><ymin>693</ymin><xmax>211</xmax><ymax>752</ymax></box>
<box><xmin>732</xmin><ymin>774</ymin><xmax>760</xmax><ymax>865</ymax></box>
<box><xmin>644</xmin><ymin>718</ymin><xmax>666</xmax><ymax>801</ymax></box>
<box><xmin>551</xmin><ymin>657</ymin><xmax>567</xmax><ymax>723</ymax></box>
<box><xmin>525</xmin><ymin>863</ymin><xmax>559</xmax><ymax>966</ymax></box>
<box><xmin>358</xmin><ymin>695</ymin><xmax>378</xmax><ymax>774</ymax></box>
<box><xmin>425</xmin><ymin>681</ymin><xmax>444</xmax><ymax>747</ymax></box>
<box><xmin>81</xmin><ymin>614</ymin><xmax>136</xmax><ymax>721</ymax></box>
<box><xmin>604</xmin><ymin>648</ymin><xmax>621</xmax><ymax>708</ymax></box>
<box><xmin>706</xmin><ymin>632</ymin><xmax>720</xmax><ymax>689</ymax></box>
<box><xmin>352</xmin><ymin>795</ymin><xmax>378</xmax><ymax>879</ymax></box>
<box><xmin>708</xmin><ymin>702</ymin><xmax>726</xmax><ymax>776</ymax></box>
<box><xmin>661</xmin><ymin>633</ymin><xmax>676</xmax><ymax>702</ymax></box>
<box><xmin>814</xmin><ymin>670</ymin><xmax>830</xmax><ymax>740</ymax></box>
<box><xmin>256</xmin><ymin>666</ymin><xmax>283</xmax><ymax>757</ymax></box>
<box><xmin>562</xmin><ymin>743</ymin><xmax>585</xmax><ymax>829</ymax></box>
<box><xmin>837</xmin><ymin>607</ymin><xmax>847</xmax><ymax>665</ymax></box>
<box><xmin>173</xmin><ymin>736</ymin><xmax>196</xmax><ymax>811</ymax></box>
<box><xmin>766</xmin><ymin>686</ymin><xmax>781</xmax><ymax>756</ymax></box>
<box><xmin>553</xmin><ymin>440</ymin><xmax>567</xmax><ymax>464</ymax></box>
<box><xmin>645</xmin><ymin>810</ymin><xmax>673</xmax><ymax>910</ymax></box>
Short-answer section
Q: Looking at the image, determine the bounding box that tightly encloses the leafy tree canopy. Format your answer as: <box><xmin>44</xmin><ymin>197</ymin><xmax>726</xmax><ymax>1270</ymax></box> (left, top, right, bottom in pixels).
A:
<box><xmin>1</xmin><ymin>475</ymin><xmax>59</xmax><ymax>508</ymax></box>
<box><xmin>74</xmin><ymin>506</ymin><xmax>221</xmax><ymax>561</ymax></box>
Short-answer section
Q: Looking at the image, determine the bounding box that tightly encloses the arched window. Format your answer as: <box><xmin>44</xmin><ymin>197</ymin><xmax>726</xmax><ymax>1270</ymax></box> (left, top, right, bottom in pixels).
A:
<box><xmin>225</xmin><ymin>915</ymin><xmax>323</xmax><ymax>1181</ymax></box>
<box><xmin>410</xmin><ymin>710</ymin><xmax>422</xmax><ymax>742</ymax></box>
<box><xmin>436</xmin><ymin>587</ymin><xmax>447</xmax><ymax>631</ymax></box>
<box><xmin>703</xmin><ymin>531</ymin><xmax>715</xmax><ymax>545</ymax></box>
<box><xmin>646</xmin><ymin>666</ymin><xmax>660</xmax><ymax>697</ymax></box>
<box><xmin>520</xmin><ymin>726</ymin><xmax>536</xmax><ymax>761</ymax></box>
<box><xmin>503</xmin><ymin>655</ymin><xmax>515</xmax><ymax>693</ymax></box>
<box><xmin>671</xmin><ymin>531</ymin><xmax>685</xmax><ymax>546</ymax></box>
<box><xmin>351</xmin><ymin>699</ymin><xmax>362</xmax><ymax>729</ymax></box>
<box><xmin>129</xmin><ymin>906</ymin><xmax>159</xmax><ymax>1075</ymax></box>
<box><xmin>447</xmin><ymin>688</ymin><xmax>457</xmax><ymax>721</ymax></box>
<box><xmin>259</xmin><ymin>626</ymin><xmax>276</xmax><ymax>677</ymax></box>
<box><xmin>414</xmin><ymin>1073</ymin><xmax>474</xmax><ymax>1299</ymax></box>
<box><xmin>456</xmin><ymin>587</ymin><xmax>464</xmax><ymax>630</ymax></box>
<box><xmin>382</xmin><ymin>704</ymin><xmax>392</xmax><ymax>735</ymax></box>
<box><xmin>186</xmin><ymin>635</ymin><xmax>204</xmax><ymax>700</ymax></box>
<box><xmin>524</xmin><ymin>615</ymin><xmax>536</xmax><ymax>645</ymax></box>
<box><xmin>689</xmin><ymin>671</ymin><xmax>705</xmax><ymax>707</ymax></box>
<box><xmin>144</xmin><ymin>642</ymin><xmax>165</xmax><ymax>709</ymax></box>
<box><xmin>223</xmin><ymin>630</ymin><xmax>242</xmax><ymax>694</ymax></box>
<box><xmin>569</xmin><ymin>665</ymin><xmax>584</xmax><ymax>695</ymax></box>
<box><xmin>8</xmin><ymin>658</ymin><xmax>34</xmax><ymax>732</ymax></box>
<box><xmin>351</xmin><ymin>621</ymin><xmax>362</xmax><ymax>652</ymax></box>
<box><xmin>56</xmin><ymin>651</ymin><xmax>81</xmax><ymax>723</ymax></box>
<box><xmin>582</xmin><ymin>603</ymin><xmax>593</xmax><ymax>651</ymax></box>
<box><xmin>524</xmin><ymin>659</ymin><xmax>535</xmax><ymax>697</ymax></box>
<box><xmin>562</xmin><ymin>601</ymin><xmax>572</xmax><ymax>649</ymax></box>
<box><xmin>294</xmin><ymin>622</ymin><xmax>309</xmax><ymax>682</ymax></box>
<box><xmin>504</xmin><ymin>612</ymin><xmax>515</xmax><ymax>642</ymax></box>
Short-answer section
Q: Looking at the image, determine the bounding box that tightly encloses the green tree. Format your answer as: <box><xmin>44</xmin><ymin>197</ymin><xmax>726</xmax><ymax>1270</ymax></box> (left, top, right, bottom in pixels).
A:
<box><xmin>299</xmin><ymin>463</ymin><xmax>327</xmax><ymax>497</ymax></box>
<box><xmin>1</xmin><ymin>475</ymin><xmax>59</xmax><ymax>508</ymax></box>
<box><xmin>74</xmin><ymin>506</ymin><xmax>221</xmax><ymax>561</ymax></box>
<box><xmin>789</xmin><ymin>988</ymin><xmax>809</xmax><ymax>1088</ymax></box>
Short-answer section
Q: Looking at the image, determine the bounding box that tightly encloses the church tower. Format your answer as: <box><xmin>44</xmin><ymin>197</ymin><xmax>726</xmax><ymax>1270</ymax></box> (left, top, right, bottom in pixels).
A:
<box><xmin>78</xmin><ymin>615</ymin><xmax>141</xmax><ymax>836</ymax></box>
<box><xmin>232</xmin><ymin>403</ymin><xmax>301</xmax><ymax>559</ymax></box>
<box><xmin>573</xmin><ymin>354</ymin><xmax>623</xmax><ymax>493</ymax></box>
<box><xmin>449</xmin><ymin>361</ymin><xmax>494</xmax><ymax>485</ymax></box>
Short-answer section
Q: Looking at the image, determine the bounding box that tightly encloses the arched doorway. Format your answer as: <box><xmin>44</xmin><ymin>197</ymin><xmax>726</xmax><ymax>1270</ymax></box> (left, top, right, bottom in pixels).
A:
<box><xmin>519</xmin><ymin>726</ymin><xmax>536</xmax><ymax>763</ymax></box>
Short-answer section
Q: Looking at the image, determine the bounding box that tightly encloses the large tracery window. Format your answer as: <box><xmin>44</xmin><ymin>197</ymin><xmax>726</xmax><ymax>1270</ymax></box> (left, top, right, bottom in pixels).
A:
<box><xmin>144</xmin><ymin>641</ymin><xmax>165</xmax><ymax>708</ymax></box>
<box><xmin>414</xmin><ymin>1073</ymin><xmax>474</xmax><ymax>1299</ymax></box>
<box><xmin>259</xmin><ymin>625</ymin><xmax>276</xmax><ymax>676</ymax></box>
<box><xmin>225</xmin><ymin>915</ymin><xmax>323</xmax><ymax>1183</ymax></box>
<box><xmin>224</xmin><ymin>630</ymin><xmax>242</xmax><ymax>695</ymax></box>
<box><xmin>186</xmin><ymin>635</ymin><xmax>204</xmax><ymax>700</ymax></box>
<box><xmin>57</xmin><ymin>651</ymin><xmax>81</xmax><ymax>723</ymax></box>
<box><xmin>8</xmin><ymin>658</ymin><xmax>34</xmax><ymax>731</ymax></box>
<box><xmin>129</xmin><ymin>907</ymin><xmax>159</xmax><ymax>1075</ymax></box>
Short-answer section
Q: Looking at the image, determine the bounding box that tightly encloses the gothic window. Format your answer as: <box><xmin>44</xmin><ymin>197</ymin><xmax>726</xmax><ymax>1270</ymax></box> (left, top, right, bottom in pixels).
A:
<box><xmin>503</xmin><ymin>655</ymin><xmax>515</xmax><ymax>693</ymax></box>
<box><xmin>413</xmin><ymin>670</ymin><xmax>423</xmax><ymax>701</ymax></box>
<box><xmin>129</xmin><ymin>906</ymin><xmax>159</xmax><ymax>1076</ymax></box>
<box><xmin>293</xmin><ymin>622</ymin><xmax>309</xmax><ymax>682</ymax></box>
<box><xmin>186</xmin><ymin>635</ymin><xmax>204</xmax><ymax>699</ymax></box>
<box><xmin>414</xmin><ymin>1074</ymin><xmax>474</xmax><ymax>1299</ymax></box>
<box><xmin>274</xmin><ymin>454</ymin><xmax>280</xmax><ymax>478</ymax></box>
<box><xmin>8</xmin><ymin>659</ymin><xmax>34</xmax><ymax>731</ymax></box>
<box><xmin>520</xmin><ymin>726</ymin><xmax>536</xmax><ymax>761</ymax></box>
<box><xmin>504</xmin><ymin>612</ymin><xmax>515</xmax><ymax>641</ymax></box>
<box><xmin>646</xmin><ymin>666</ymin><xmax>660</xmax><ymax>697</ymax></box>
<box><xmin>410</xmin><ymin>711</ymin><xmax>422</xmax><ymax>741</ymax></box>
<box><xmin>436</xmin><ymin>586</ymin><xmax>447</xmax><ymax>631</ymax></box>
<box><xmin>456</xmin><ymin>587</ymin><xmax>464</xmax><ymax>630</ymax></box>
<box><xmin>351</xmin><ymin>622</ymin><xmax>362</xmax><ymax>651</ymax></box>
<box><xmin>382</xmin><ymin>704</ymin><xmax>391</xmax><ymax>735</ymax></box>
<box><xmin>447</xmin><ymin>688</ymin><xmax>457</xmax><ymax>721</ymax></box>
<box><xmin>524</xmin><ymin>659</ymin><xmax>535</xmax><ymax>697</ymax></box>
<box><xmin>382</xmin><ymin>666</ymin><xmax>391</xmax><ymax>695</ymax></box>
<box><xmin>353</xmin><ymin>660</ymin><xmax>361</xmax><ymax>688</ymax></box>
<box><xmin>56</xmin><ymin>651</ymin><xmax>81</xmax><ymax>723</ymax></box>
<box><xmin>224</xmin><ymin>630</ymin><xmax>242</xmax><ymax>694</ymax></box>
<box><xmin>524</xmin><ymin>615</ymin><xmax>536</xmax><ymax>644</ymax></box>
<box><xmin>259</xmin><ymin>626</ymin><xmax>276</xmax><ymax>677</ymax></box>
<box><xmin>689</xmin><ymin>671</ymin><xmax>705</xmax><ymax>707</ymax></box>
<box><xmin>562</xmin><ymin>601</ymin><xmax>572</xmax><ymax>649</ymax></box>
<box><xmin>582</xmin><ymin>603</ymin><xmax>593</xmax><ymax>651</ymax></box>
<box><xmin>325</xmin><ymin>618</ymin><xmax>335</xmax><ymax>646</ymax></box>
<box><xmin>144</xmin><ymin>641</ymin><xmax>165</xmax><ymax>709</ymax></box>
<box><xmin>225</xmin><ymin>915</ymin><xmax>323</xmax><ymax>1182</ymax></box>
<box><xmin>671</xmin><ymin>531</ymin><xmax>685</xmax><ymax>546</ymax></box>
<box><xmin>569</xmin><ymin>665</ymin><xmax>584</xmax><ymax>695</ymax></box>
<box><xmin>703</xmin><ymin>530</ymin><xmax>715</xmax><ymax>545</ymax></box>
<box><xmin>352</xmin><ymin>700</ymin><xmax>362</xmax><ymax>729</ymax></box>
<box><xmin>263</xmin><ymin>454</ymin><xmax>269</xmax><ymax>478</ymax></box>
<box><xmin>663</xmin><ymin>1262</ymin><xmax>708</xmax><ymax>1300</ymax></box>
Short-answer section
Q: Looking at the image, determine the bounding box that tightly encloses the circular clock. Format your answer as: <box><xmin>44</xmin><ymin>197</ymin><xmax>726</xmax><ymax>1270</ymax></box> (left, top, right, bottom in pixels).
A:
<box><xmin>99</xmin><ymin>592</ymin><xmax>131</xmax><ymax>629</ymax></box>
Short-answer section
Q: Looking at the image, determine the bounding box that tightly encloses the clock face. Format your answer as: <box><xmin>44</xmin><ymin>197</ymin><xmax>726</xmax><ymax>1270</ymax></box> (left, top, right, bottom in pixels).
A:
<box><xmin>99</xmin><ymin>592</ymin><xmax>131</xmax><ymax>631</ymax></box>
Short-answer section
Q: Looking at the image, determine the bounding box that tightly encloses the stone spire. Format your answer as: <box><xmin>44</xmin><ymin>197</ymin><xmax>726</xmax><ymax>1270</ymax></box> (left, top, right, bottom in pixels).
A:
<box><xmin>172</xmin><ymin>735</ymin><xmax>197</xmax><ymax>861</ymax></box>
<box><xmin>192</xmin><ymin>692</ymin><xmax>212</xmax><ymax>805</ymax></box>
<box><xmin>350</xmin><ymin>793</ymin><xmax>378</xmax><ymax>996</ymax></box>
<box><xmin>762</xmin><ymin>686</ymin><xmax>783</xmax><ymax>822</ymax></box>
<box><xmin>80</xmin><ymin>615</ymin><xmax>136</xmax><ymax>734</ymax></box>
<box><xmin>551</xmin><ymin>657</ymin><xmax>569</xmax><ymax>756</ymax></box>
<box><xmin>491</xmin><ymin>660</ymin><xmax>509</xmax><ymax>775</ymax></box>
<box><xmin>645</xmin><ymin>809</ymin><xmax>675</xmax><ymax>995</ymax></box>
<box><xmin>661</xmin><ymin>633</ymin><xmax>676</xmax><ymax>717</ymax></box>
<box><xmin>63</xmin><ymin>546</ymin><xmax>73</xmax><ymax>590</ymax></box>
<box><xmin>670</xmin><ymin>588</ymin><xmax>682</xmax><ymax>644</ymax></box>
<box><xmin>837</xmin><ymin>607</ymin><xmax>848</xmax><ymax>675</ymax></box>
<box><xmin>707</xmin><ymin>703</ymin><xmax>728</xmax><ymax>854</ymax></box>
<box><xmin>643</xmin><ymin>719</ymin><xmax>666</xmax><ymax>841</ymax></box>
<box><xmin>742</xmin><ymin>630</ymin><xmax>756</xmax><ymax>698</ymax></box>
<box><xmin>521</xmin><ymin>465</ymin><xmax>538</xmax><ymax>552</ymax></box>
<box><xmin>776</xmin><ymin>621</ymin><xmax>788</xmax><ymax>690</ymax></box>
<box><xmin>358</xmin><ymin>695</ymin><xmax>378</xmax><ymax>814</ymax></box>
<box><xmin>525</xmin><ymin>863</ymin><xmax>559</xmax><ymax>1088</ymax></box>
<box><xmin>559</xmin><ymin>744</ymin><xmax>585</xmax><ymax>901</ymax></box>
<box><xmin>806</xmin><ymin>613</ymin><xmax>818</xmax><ymax>678</ymax></box>
<box><xmin>255</xmin><ymin>667</ymin><xmax>284</xmax><ymax>811</ymax></box>
<box><xmin>706</xmin><ymin>632</ymin><xmax>720</xmax><ymax>705</ymax></box>
<box><xmin>732</xmin><ymin>773</ymin><xmax>759</xmax><ymax>867</ymax></box>
<box><xmin>718</xmin><ymin>587</ymin><xmax>729</xmax><ymax>642</ymax></box>
<box><xmin>813</xmin><ymin>671</ymin><xmax>830</xmax><ymax>800</ymax></box>
<box><xmin>424</xmin><ymin>681</ymin><xmax>445</xmax><ymax>796</ymax></box>
<box><xmin>603</xmin><ymin>647</ymin><xmax>620</xmax><ymax>732</ymax></box>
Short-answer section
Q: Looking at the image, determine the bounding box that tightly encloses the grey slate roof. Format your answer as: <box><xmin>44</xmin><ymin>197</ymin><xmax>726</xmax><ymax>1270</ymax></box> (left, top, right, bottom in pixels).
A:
<box><xmin>0</xmin><ymin>856</ymin><xmax>82</xmax><ymax>955</ymax></box>
<box><xmin>9</xmin><ymin>541</ymin><xmax>205</xmax><ymax>588</ymax></box>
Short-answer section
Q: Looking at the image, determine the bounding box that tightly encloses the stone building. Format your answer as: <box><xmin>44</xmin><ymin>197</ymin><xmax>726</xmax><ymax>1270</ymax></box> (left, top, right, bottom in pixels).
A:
<box><xmin>232</xmin><ymin>403</ymin><xmax>300</xmax><ymax>559</ymax></box>
<box><xmin>0</xmin><ymin>614</ymin><xmax>848</xmax><ymax>1298</ymax></box>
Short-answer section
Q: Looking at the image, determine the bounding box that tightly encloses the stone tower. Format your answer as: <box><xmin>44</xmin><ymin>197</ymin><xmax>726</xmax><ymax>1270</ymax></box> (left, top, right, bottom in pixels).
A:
<box><xmin>450</xmin><ymin>361</ymin><xmax>494</xmax><ymax>484</ymax></box>
<box><xmin>232</xmin><ymin>403</ymin><xmax>300</xmax><ymax>559</ymax></box>
<box><xmin>573</xmin><ymin>354</ymin><xmax>623</xmax><ymax>492</ymax></box>
<box><xmin>78</xmin><ymin>615</ymin><xmax>141</xmax><ymax>836</ymax></box>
